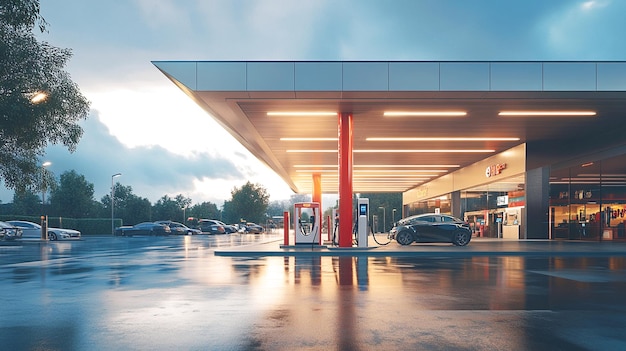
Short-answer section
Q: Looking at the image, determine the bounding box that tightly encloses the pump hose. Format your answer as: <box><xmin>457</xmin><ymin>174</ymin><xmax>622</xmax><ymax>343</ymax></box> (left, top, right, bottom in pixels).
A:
<box><xmin>370</xmin><ymin>223</ymin><xmax>392</xmax><ymax>246</ymax></box>
<box><xmin>332</xmin><ymin>220</ymin><xmax>393</xmax><ymax>246</ymax></box>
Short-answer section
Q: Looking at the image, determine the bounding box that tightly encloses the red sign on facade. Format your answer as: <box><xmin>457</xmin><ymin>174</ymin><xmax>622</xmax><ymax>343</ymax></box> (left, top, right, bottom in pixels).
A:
<box><xmin>485</xmin><ymin>163</ymin><xmax>507</xmax><ymax>178</ymax></box>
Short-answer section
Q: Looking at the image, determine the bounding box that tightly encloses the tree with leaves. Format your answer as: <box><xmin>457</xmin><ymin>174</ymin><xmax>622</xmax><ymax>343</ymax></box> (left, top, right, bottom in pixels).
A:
<box><xmin>223</xmin><ymin>181</ymin><xmax>269</xmax><ymax>224</ymax></box>
<box><xmin>10</xmin><ymin>189</ymin><xmax>40</xmax><ymax>215</ymax></box>
<box><xmin>101</xmin><ymin>184</ymin><xmax>151</xmax><ymax>225</ymax></box>
<box><xmin>0</xmin><ymin>0</ymin><xmax>90</xmax><ymax>193</ymax></box>
<box><xmin>267</xmin><ymin>200</ymin><xmax>289</xmax><ymax>218</ymax></box>
<box><xmin>188</xmin><ymin>201</ymin><xmax>221</xmax><ymax>222</ymax></box>
<box><xmin>48</xmin><ymin>170</ymin><xmax>96</xmax><ymax>218</ymax></box>
<box><xmin>152</xmin><ymin>194</ymin><xmax>192</xmax><ymax>222</ymax></box>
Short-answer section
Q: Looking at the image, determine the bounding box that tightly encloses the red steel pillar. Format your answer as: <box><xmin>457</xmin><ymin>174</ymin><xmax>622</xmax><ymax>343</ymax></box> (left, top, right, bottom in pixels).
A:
<box><xmin>338</xmin><ymin>112</ymin><xmax>353</xmax><ymax>247</ymax></box>
<box><xmin>312</xmin><ymin>173</ymin><xmax>322</xmax><ymax>245</ymax></box>
<box><xmin>283</xmin><ymin>211</ymin><xmax>290</xmax><ymax>245</ymax></box>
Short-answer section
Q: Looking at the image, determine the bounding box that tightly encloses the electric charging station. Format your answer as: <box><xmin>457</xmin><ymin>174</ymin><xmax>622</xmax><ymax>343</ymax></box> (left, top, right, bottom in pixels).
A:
<box><xmin>357</xmin><ymin>198</ymin><xmax>369</xmax><ymax>247</ymax></box>
<box><xmin>294</xmin><ymin>202</ymin><xmax>321</xmax><ymax>245</ymax></box>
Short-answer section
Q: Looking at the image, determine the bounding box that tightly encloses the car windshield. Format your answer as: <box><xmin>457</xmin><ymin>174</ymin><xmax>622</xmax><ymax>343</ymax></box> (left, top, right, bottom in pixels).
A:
<box><xmin>441</xmin><ymin>215</ymin><xmax>457</xmax><ymax>222</ymax></box>
<box><xmin>10</xmin><ymin>221</ymin><xmax>40</xmax><ymax>229</ymax></box>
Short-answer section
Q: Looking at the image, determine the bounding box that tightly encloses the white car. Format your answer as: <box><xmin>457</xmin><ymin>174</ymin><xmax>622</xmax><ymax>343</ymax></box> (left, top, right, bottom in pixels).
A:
<box><xmin>0</xmin><ymin>221</ymin><xmax>22</xmax><ymax>240</ymax></box>
<box><xmin>6</xmin><ymin>220</ymin><xmax>81</xmax><ymax>241</ymax></box>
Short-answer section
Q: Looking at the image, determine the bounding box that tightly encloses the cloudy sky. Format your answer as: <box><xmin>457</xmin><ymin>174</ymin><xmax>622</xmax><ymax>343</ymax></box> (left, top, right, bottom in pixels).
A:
<box><xmin>2</xmin><ymin>0</ymin><xmax>624</xmax><ymax>206</ymax></box>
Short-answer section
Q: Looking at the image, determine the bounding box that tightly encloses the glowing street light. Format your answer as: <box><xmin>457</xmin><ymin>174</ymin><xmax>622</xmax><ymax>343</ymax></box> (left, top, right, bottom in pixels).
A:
<box><xmin>30</xmin><ymin>91</ymin><xmax>48</xmax><ymax>104</ymax></box>
<box><xmin>111</xmin><ymin>173</ymin><xmax>122</xmax><ymax>235</ymax></box>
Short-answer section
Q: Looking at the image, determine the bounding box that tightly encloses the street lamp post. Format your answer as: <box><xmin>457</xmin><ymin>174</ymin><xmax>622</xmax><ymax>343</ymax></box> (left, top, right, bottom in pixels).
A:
<box><xmin>111</xmin><ymin>173</ymin><xmax>121</xmax><ymax>235</ymax></box>
<box><xmin>41</xmin><ymin>161</ymin><xmax>51</xmax><ymax>240</ymax></box>
<box><xmin>379</xmin><ymin>206</ymin><xmax>386</xmax><ymax>233</ymax></box>
<box><xmin>392</xmin><ymin>208</ymin><xmax>397</xmax><ymax>224</ymax></box>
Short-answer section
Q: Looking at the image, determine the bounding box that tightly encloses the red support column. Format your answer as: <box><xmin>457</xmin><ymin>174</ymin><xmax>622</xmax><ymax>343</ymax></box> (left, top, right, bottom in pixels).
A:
<box><xmin>312</xmin><ymin>173</ymin><xmax>322</xmax><ymax>245</ymax></box>
<box><xmin>338</xmin><ymin>112</ymin><xmax>353</xmax><ymax>247</ymax></box>
<box><xmin>283</xmin><ymin>211</ymin><xmax>290</xmax><ymax>246</ymax></box>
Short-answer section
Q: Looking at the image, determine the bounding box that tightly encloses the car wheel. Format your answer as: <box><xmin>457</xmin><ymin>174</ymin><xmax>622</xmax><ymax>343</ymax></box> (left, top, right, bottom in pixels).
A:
<box><xmin>48</xmin><ymin>232</ymin><xmax>57</xmax><ymax>241</ymax></box>
<box><xmin>395</xmin><ymin>231</ymin><xmax>413</xmax><ymax>245</ymax></box>
<box><xmin>452</xmin><ymin>231</ymin><xmax>470</xmax><ymax>246</ymax></box>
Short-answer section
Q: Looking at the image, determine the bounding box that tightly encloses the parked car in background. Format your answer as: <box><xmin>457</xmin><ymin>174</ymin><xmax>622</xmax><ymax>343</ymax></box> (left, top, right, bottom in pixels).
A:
<box><xmin>388</xmin><ymin>213</ymin><xmax>472</xmax><ymax>246</ymax></box>
<box><xmin>197</xmin><ymin>219</ymin><xmax>226</xmax><ymax>234</ymax></box>
<box><xmin>215</xmin><ymin>220</ymin><xmax>238</xmax><ymax>234</ymax></box>
<box><xmin>7</xmin><ymin>220</ymin><xmax>81</xmax><ymax>241</ymax></box>
<box><xmin>155</xmin><ymin>221</ymin><xmax>201</xmax><ymax>235</ymax></box>
<box><xmin>243</xmin><ymin>222</ymin><xmax>264</xmax><ymax>234</ymax></box>
<box><xmin>0</xmin><ymin>221</ymin><xmax>22</xmax><ymax>240</ymax></box>
<box><xmin>115</xmin><ymin>222</ymin><xmax>171</xmax><ymax>236</ymax></box>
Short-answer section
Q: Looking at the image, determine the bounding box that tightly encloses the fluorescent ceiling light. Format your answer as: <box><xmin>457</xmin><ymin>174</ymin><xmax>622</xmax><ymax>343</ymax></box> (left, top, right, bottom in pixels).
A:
<box><xmin>355</xmin><ymin>149</ymin><xmax>495</xmax><ymax>153</ymax></box>
<box><xmin>288</xmin><ymin>149</ymin><xmax>494</xmax><ymax>153</ymax></box>
<box><xmin>360</xmin><ymin>182</ymin><xmax>419</xmax><ymax>184</ymax></box>
<box><xmin>355</xmin><ymin>170</ymin><xmax>445</xmax><ymax>173</ymax></box>
<box><xmin>498</xmin><ymin>111</ymin><xmax>596</xmax><ymax>116</ymax></box>
<box><xmin>295</xmin><ymin>169</ymin><xmax>337</xmax><ymax>173</ymax></box>
<box><xmin>384</xmin><ymin>111</ymin><xmax>467</xmax><ymax>117</ymax></box>
<box><xmin>367</xmin><ymin>137</ymin><xmax>520</xmax><ymax>141</ymax></box>
<box><xmin>267</xmin><ymin>112</ymin><xmax>337</xmax><ymax>116</ymax></box>
<box><xmin>294</xmin><ymin>165</ymin><xmax>338</xmax><ymax>168</ymax></box>
<box><xmin>354</xmin><ymin>164</ymin><xmax>460</xmax><ymax>168</ymax></box>
<box><xmin>281</xmin><ymin>138</ymin><xmax>337</xmax><ymax>141</ymax></box>
<box><xmin>355</xmin><ymin>176</ymin><xmax>433</xmax><ymax>179</ymax></box>
<box><xmin>294</xmin><ymin>164</ymin><xmax>460</xmax><ymax>168</ymax></box>
<box><xmin>286</xmin><ymin>150</ymin><xmax>337</xmax><ymax>153</ymax></box>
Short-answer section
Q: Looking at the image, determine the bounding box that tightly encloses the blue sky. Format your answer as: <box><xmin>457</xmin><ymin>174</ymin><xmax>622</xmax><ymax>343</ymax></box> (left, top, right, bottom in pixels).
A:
<box><xmin>2</xmin><ymin>0</ymin><xmax>624</xmax><ymax>206</ymax></box>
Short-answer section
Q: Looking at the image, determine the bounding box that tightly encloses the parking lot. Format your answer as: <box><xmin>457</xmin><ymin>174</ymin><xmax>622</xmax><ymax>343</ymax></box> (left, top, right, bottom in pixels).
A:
<box><xmin>2</xmin><ymin>233</ymin><xmax>626</xmax><ymax>350</ymax></box>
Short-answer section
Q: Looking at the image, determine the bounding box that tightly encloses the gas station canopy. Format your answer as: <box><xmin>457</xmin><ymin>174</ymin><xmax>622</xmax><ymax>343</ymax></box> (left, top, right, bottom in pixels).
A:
<box><xmin>153</xmin><ymin>61</ymin><xmax>626</xmax><ymax>194</ymax></box>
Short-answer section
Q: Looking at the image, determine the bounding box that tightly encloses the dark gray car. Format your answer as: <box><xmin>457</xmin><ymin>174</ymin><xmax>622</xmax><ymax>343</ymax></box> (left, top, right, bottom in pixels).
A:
<box><xmin>115</xmin><ymin>222</ymin><xmax>171</xmax><ymax>236</ymax></box>
<box><xmin>389</xmin><ymin>213</ymin><xmax>472</xmax><ymax>246</ymax></box>
<box><xmin>155</xmin><ymin>221</ymin><xmax>201</xmax><ymax>235</ymax></box>
<box><xmin>197</xmin><ymin>220</ymin><xmax>226</xmax><ymax>234</ymax></box>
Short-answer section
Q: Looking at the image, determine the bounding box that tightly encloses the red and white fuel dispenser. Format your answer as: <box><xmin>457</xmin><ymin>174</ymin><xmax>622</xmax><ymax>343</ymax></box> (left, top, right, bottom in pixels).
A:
<box><xmin>293</xmin><ymin>202</ymin><xmax>321</xmax><ymax>245</ymax></box>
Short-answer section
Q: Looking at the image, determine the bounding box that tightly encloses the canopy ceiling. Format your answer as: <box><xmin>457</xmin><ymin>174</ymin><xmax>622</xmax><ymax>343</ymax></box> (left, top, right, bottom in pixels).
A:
<box><xmin>153</xmin><ymin>61</ymin><xmax>626</xmax><ymax>194</ymax></box>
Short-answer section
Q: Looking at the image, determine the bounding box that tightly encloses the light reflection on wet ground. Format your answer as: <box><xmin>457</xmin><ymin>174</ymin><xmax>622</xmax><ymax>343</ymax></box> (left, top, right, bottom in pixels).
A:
<box><xmin>1</xmin><ymin>233</ymin><xmax>626</xmax><ymax>350</ymax></box>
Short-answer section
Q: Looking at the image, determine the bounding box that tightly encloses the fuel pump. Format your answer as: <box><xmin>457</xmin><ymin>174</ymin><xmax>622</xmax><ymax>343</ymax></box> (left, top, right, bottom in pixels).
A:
<box><xmin>332</xmin><ymin>208</ymin><xmax>339</xmax><ymax>245</ymax></box>
<box><xmin>294</xmin><ymin>202</ymin><xmax>321</xmax><ymax>245</ymax></box>
<box><xmin>357</xmin><ymin>198</ymin><xmax>369</xmax><ymax>248</ymax></box>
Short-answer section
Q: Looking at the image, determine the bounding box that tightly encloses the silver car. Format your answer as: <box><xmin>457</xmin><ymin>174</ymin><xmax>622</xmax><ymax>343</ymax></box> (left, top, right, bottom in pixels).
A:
<box><xmin>7</xmin><ymin>220</ymin><xmax>81</xmax><ymax>241</ymax></box>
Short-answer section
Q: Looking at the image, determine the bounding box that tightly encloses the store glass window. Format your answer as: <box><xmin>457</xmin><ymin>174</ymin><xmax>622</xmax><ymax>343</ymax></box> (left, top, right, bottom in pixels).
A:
<box><xmin>549</xmin><ymin>153</ymin><xmax>626</xmax><ymax>240</ymax></box>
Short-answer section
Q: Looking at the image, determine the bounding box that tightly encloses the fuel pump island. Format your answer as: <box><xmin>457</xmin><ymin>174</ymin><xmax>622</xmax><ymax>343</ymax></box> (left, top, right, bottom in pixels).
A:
<box><xmin>287</xmin><ymin>198</ymin><xmax>372</xmax><ymax>248</ymax></box>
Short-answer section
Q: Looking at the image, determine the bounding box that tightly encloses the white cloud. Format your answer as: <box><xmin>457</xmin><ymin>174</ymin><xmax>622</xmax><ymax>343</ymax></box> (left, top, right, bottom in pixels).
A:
<box><xmin>581</xmin><ymin>0</ymin><xmax>609</xmax><ymax>11</ymax></box>
<box><xmin>540</xmin><ymin>0</ymin><xmax>623</xmax><ymax>59</ymax></box>
<box><xmin>41</xmin><ymin>112</ymin><xmax>248</xmax><ymax>202</ymax></box>
<box><xmin>134</xmin><ymin>0</ymin><xmax>191</xmax><ymax>30</ymax></box>
<box><xmin>86</xmin><ymin>85</ymin><xmax>245</xmax><ymax>157</ymax></box>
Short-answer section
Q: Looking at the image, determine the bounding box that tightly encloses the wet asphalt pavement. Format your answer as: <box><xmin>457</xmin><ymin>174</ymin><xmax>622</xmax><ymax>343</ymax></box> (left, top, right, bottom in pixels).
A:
<box><xmin>1</xmin><ymin>233</ymin><xmax>626</xmax><ymax>350</ymax></box>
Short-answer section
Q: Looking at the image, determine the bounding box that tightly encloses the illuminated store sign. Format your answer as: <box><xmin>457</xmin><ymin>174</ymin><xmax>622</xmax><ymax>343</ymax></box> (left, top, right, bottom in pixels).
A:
<box><xmin>485</xmin><ymin>163</ymin><xmax>507</xmax><ymax>178</ymax></box>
